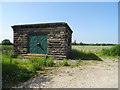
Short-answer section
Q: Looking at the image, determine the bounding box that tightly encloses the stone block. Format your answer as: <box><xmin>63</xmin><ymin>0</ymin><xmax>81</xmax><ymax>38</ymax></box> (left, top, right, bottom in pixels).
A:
<box><xmin>12</xmin><ymin>22</ymin><xmax>73</xmax><ymax>60</ymax></box>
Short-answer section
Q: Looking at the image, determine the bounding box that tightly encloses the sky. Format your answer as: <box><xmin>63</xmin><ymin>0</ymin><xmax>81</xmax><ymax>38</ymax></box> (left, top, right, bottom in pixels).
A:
<box><xmin>1</xmin><ymin>2</ymin><xmax>118</xmax><ymax>44</ymax></box>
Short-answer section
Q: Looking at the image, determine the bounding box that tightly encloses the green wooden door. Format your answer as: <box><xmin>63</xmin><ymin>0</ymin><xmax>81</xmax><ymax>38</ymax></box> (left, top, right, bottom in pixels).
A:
<box><xmin>29</xmin><ymin>35</ymin><xmax>47</xmax><ymax>54</ymax></box>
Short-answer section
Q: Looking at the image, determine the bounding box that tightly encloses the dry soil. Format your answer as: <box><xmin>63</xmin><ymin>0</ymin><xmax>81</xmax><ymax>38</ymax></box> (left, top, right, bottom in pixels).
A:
<box><xmin>17</xmin><ymin>58</ymin><xmax>118</xmax><ymax>88</ymax></box>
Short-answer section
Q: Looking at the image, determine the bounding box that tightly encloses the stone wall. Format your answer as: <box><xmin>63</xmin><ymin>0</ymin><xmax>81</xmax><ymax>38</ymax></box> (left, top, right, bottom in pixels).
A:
<box><xmin>12</xmin><ymin>23</ymin><xmax>73</xmax><ymax>60</ymax></box>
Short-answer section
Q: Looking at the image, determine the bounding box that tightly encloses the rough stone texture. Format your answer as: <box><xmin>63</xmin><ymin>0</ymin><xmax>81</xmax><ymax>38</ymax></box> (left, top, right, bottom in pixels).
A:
<box><xmin>12</xmin><ymin>22</ymin><xmax>73</xmax><ymax>60</ymax></box>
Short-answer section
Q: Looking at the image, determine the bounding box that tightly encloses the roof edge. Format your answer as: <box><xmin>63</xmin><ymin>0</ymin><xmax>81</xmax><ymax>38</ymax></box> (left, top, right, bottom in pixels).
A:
<box><xmin>11</xmin><ymin>22</ymin><xmax>66</xmax><ymax>27</ymax></box>
<box><xmin>11</xmin><ymin>22</ymin><xmax>73</xmax><ymax>33</ymax></box>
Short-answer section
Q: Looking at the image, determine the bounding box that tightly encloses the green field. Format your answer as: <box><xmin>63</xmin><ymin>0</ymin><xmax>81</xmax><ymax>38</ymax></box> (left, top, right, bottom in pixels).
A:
<box><xmin>72</xmin><ymin>45</ymin><xmax>113</xmax><ymax>52</ymax></box>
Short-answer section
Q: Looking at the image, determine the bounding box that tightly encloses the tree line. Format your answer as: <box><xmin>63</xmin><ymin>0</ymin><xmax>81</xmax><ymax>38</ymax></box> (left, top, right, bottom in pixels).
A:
<box><xmin>72</xmin><ymin>40</ymin><xmax>116</xmax><ymax>46</ymax></box>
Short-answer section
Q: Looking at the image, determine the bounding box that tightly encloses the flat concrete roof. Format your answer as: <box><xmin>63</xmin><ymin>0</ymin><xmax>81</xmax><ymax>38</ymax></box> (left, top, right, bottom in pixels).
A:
<box><xmin>11</xmin><ymin>22</ymin><xmax>73</xmax><ymax>33</ymax></box>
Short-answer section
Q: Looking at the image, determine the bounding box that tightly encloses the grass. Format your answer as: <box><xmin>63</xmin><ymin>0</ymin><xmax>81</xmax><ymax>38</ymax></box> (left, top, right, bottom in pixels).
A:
<box><xmin>98</xmin><ymin>45</ymin><xmax>120</xmax><ymax>56</ymax></box>
<box><xmin>0</xmin><ymin>45</ymin><xmax>13</xmax><ymax>51</ymax></box>
<box><xmin>29</xmin><ymin>56</ymin><xmax>54</xmax><ymax>70</ymax></box>
<box><xmin>69</xmin><ymin>59</ymin><xmax>102</xmax><ymax>68</ymax></box>
<box><xmin>72</xmin><ymin>45</ymin><xmax>119</xmax><ymax>58</ymax></box>
<box><xmin>1</xmin><ymin>45</ymin><xmax>55</xmax><ymax>88</ymax></box>
<box><xmin>46</xmin><ymin>57</ymin><xmax>54</xmax><ymax>67</ymax></box>
<box><xmin>68</xmin><ymin>49</ymin><xmax>101</xmax><ymax>60</ymax></box>
<box><xmin>75</xmin><ymin>60</ymin><xmax>91</xmax><ymax>66</ymax></box>
<box><xmin>2</xmin><ymin>55</ymin><xmax>55</xmax><ymax>88</ymax></box>
<box><xmin>2</xmin><ymin>54</ymin><xmax>36</xmax><ymax>88</ymax></box>
<box><xmin>2</xmin><ymin>45</ymin><xmax>119</xmax><ymax>88</ymax></box>
<box><xmin>72</xmin><ymin>45</ymin><xmax>112</xmax><ymax>53</ymax></box>
<box><xmin>0</xmin><ymin>45</ymin><xmax>13</xmax><ymax>55</ymax></box>
<box><xmin>59</xmin><ymin>59</ymin><xmax>70</xmax><ymax>66</ymax></box>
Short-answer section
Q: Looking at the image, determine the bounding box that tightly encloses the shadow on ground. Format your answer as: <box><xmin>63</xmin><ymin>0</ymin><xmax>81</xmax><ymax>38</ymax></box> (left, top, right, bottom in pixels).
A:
<box><xmin>2</xmin><ymin>62</ymin><xmax>36</xmax><ymax>88</ymax></box>
<box><xmin>68</xmin><ymin>49</ymin><xmax>102</xmax><ymax>61</ymax></box>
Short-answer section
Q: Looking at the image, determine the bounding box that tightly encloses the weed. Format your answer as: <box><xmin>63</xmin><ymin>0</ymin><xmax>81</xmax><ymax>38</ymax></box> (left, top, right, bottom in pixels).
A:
<box><xmin>28</xmin><ymin>56</ymin><xmax>55</xmax><ymax>71</ymax></box>
<box><xmin>46</xmin><ymin>57</ymin><xmax>54</xmax><ymax>67</ymax></box>
<box><xmin>29</xmin><ymin>57</ymin><xmax>45</xmax><ymax>70</ymax></box>
<box><xmin>59</xmin><ymin>59</ymin><xmax>70</xmax><ymax>66</ymax></box>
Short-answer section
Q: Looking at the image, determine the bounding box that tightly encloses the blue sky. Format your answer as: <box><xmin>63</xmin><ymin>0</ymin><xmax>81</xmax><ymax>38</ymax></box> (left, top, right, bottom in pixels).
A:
<box><xmin>1</xmin><ymin>2</ymin><xmax>118</xmax><ymax>44</ymax></box>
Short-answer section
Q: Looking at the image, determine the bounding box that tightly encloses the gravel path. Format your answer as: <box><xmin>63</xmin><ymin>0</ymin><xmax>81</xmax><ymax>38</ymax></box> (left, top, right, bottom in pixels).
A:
<box><xmin>17</xmin><ymin>58</ymin><xmax>118</xmax><ymax>88</ymax></box>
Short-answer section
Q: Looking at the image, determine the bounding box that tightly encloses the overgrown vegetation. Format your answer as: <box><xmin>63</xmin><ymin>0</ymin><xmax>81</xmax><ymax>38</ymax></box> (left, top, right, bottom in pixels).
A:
<box><xmin>1</xmin><ymin>45</ymin><xmax>55</xmax><ymax>88</ymax></box>
<box><xmin>29</xmin><ymin>56</ymin><xmax>54</xmax><ymax>70</ymax></box>
<box><xmin>98</xmin><ymin>45</ymin><xmax>120</xmax><ymax>56</ymax></box>
<box><xmin>2</xmin><ymin>44</ymin><xmax>119</xmax><ymax>88</ymax></box>
<box><xmin>1</xmin><ymin>45</ymin><xmax>13</xmax><ymax>54</ymax></box>
<box><xmin>2</xmin><ymin>55</ymin><xmax>36</xmax><ymax>88</ymax></box>
<box><xmin>2</xmin><ymin>55</ymin><xmax>54</xmax><ymax>88</ymax></box>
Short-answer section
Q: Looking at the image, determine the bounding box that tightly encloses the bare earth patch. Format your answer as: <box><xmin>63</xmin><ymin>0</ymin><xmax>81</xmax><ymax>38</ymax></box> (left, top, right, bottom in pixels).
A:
<box><xmin>17</xmin><ymin>58</ymin><xmax>118</xmax><ymax>88</ymax></box>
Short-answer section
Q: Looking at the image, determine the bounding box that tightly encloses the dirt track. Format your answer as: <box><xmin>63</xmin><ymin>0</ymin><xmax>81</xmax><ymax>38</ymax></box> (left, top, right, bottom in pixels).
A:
<box><xmin>17</xmin><ymin>58</ymin><xmax>118</xmax><ymax>88</ymax></box>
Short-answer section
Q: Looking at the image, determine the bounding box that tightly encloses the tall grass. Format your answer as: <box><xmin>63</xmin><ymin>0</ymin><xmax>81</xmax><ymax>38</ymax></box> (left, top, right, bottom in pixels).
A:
<box><xmin>2</xmin><ymin>54</ymin><xmax>36</xmax><ymax>88</ymax></box>
<box><xmin>99</xmin><ymin>45</ymin><xmax>120</xmax><ymax>56</ymax></box>
<box><xmin>2</xmin><ymin>55</ymin><xmax>54</xmax><ymax>88</ymax></box>
<box><xmin>1</xmin><ymin>45</ymin><xmax>54</xmax><ymax>88</ymax></box>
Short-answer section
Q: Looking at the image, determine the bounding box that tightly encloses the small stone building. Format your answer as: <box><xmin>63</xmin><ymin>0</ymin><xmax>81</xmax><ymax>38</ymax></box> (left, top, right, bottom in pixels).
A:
<box><xmin>11</xmin><ymin>22</ymin><xmax>73</xmax><ymax>60</ymax></box>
